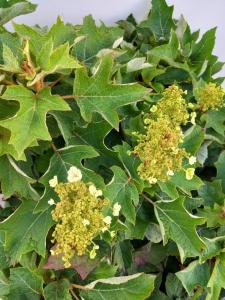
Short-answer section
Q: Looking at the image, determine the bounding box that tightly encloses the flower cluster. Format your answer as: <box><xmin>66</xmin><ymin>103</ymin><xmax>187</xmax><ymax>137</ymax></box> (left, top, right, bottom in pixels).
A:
<box><xmin>49</xmin><ymin>167</ymin><xmax>111</xmax><ymax>267</ymax></box>
<box><xmin>150</xmin><ymin>85</ymin><xmax>189</xmax><ymax>127</ymax></box>
<box><xmin>134</xmin><ymin>85</ymin><xmax>191</xmax><ymax>183</ymax></box>
<box><xmin>196</xmin><ymin>83</ymin><xmax>225</xmax><ymax>112</ymax></box>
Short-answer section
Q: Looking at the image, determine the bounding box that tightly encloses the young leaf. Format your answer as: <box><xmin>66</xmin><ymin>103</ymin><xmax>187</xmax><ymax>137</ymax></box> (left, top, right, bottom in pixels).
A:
<box><xmin>8</xmin><ymin>267</ymin><xmax>43</xmax><ymax>300</ymax></box>
<box><xmin>105</xmin><ymin>166</ymin><xmax>139</xmax><ymax>224</ymax></box>
<box><xmin>154</xmin><ymin>197</ymin><xmax>205</xmax><ymax>262</ymax></box>
<box><xmin>79</xmin><ymin>273</ymin><xmax>156</xmax><ymax>300</ymax></box>
<box><xmin>73</xmin><ymin>55</ymin><xmax>148</xmax><ymax>129</ymax></box>
<box><xmin>44</xmin><ymin>253</ymin><xmax>99</xmax><ymax>280</ymax></box>
<box><xmin>0</xmin><ymin>270</ymin><xmax>9</xmax><ymax>298</ymax></box>
<box><xmin>0</xmin><ymin>200</ymin><xmax>53</xmax><ymax>262</ymax></box>
<box><xmin>43</xmin><ymin>279</ymin><xmax>72</xmax><ymax>300</ymax></box>
<box><xmin>0</xmin><ymin>86</ymin><xmax>70</xmax><ymax>158</ymax></box>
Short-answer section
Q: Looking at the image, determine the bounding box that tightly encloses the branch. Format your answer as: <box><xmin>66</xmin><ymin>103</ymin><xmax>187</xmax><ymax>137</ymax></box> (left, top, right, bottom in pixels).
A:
<box><xmin>71</xmin><ymin>283</ymin><xmax>90</xmax><ymax>291</ymax></box>
<box><xmin>49</xmin><ymin>76</ymin><xmax>64</xmax><ymax>88</ymax></box>
<box><xmin>142</xmin><ymin>193</ymin><xmax>155</xmax><ymax>206</ymax></box>
<box><xmin>61</xmin><ymin>95</ymin><xmax>80</xmax><ymax>100</ymax></box>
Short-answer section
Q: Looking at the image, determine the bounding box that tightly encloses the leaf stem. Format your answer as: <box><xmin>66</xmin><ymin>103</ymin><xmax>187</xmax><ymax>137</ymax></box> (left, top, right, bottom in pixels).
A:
<box><xmin>71</xmin><ymin>283</ymin><xmax>89</xmax><ymax>290</ymax></box>
<box><xmin>61</xmin><ymin>95</ymin><xmax>80</xmax><ymax>99</ymax></box>
<box><xmin>70</xmin><ymin>289</ymin><xmax>80</xmax><ymax>300</ymax></box>
<box><xmin>1</xmin><ymin>79</ymin><xmax>16</xmax><ymax>85</ymax></box>
<box><xmin>142</xmin><ymin>193</ymin><xmax>155</xmax><ymax>206</ymax></box>
<box><xmin>49</xmin><ymin>76</ymin><xmax>64</xmax><ymax>88</ymax></box>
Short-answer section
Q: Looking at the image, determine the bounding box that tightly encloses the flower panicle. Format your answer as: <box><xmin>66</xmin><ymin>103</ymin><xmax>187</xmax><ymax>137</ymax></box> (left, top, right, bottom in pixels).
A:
<box><xmin>48</xmin><ymin>166</ymin><xmax>113</xmax><ymax>267</ymax></box>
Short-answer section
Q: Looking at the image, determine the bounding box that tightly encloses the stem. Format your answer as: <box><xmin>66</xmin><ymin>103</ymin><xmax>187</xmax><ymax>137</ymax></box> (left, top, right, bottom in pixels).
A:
<box><xmin>61</xmin><ymin>95</ymin><xmax>80</xmax><ymax>100</ymax></box>
<box><xmin>1</xmin><ymin>79</ymin><xmax>15</xmax><ymax>86</ymax></box>
<box><xmin>49</xmin><ymin>76</ymin><xmax>64</xmax><ymax>88</ymax></box>
<box><xmin>51</xmin><ymin>143</ymin><xmax>58</xmax><ymax>153</ymax></box>
<box><xmin>35</xmin><ymin>77</ymin><xmax>44</xmax><ymax>93</ymax></box>
<box><xmin>71</xmin><ymin>284</ymin><xmax>89</xmax><ymax>291</ymax></box>
<box><xmin>70</xmin><ymin>289</ymin><xmax>80</xmax><ymax>300</ymax></box>
<box><xmin>142</xmin><ymin>193</ymin><xmax>155</xmax><ymax>206</ymax></box>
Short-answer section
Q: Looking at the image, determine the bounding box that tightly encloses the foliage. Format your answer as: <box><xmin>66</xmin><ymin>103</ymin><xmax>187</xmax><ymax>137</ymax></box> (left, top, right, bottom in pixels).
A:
<box><xmin>0</xmin><ymin>0</ymin><xmax>224</xmax><ymax>299</ymax></box>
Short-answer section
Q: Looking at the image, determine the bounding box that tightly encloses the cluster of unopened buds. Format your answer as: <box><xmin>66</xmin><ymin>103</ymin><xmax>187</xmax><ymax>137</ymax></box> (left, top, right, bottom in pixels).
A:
<box><xmin>48</xmin><ymin>166</ymin><xmax>121</xmax><ymax>267</ymax></box>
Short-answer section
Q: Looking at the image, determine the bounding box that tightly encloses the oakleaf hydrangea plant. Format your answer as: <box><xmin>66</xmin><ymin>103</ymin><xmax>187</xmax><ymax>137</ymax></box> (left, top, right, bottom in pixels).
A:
<box><xmin>0</xmin><ymin>0</ymin><xmax>224</xmax><ymax>299</ymax></box>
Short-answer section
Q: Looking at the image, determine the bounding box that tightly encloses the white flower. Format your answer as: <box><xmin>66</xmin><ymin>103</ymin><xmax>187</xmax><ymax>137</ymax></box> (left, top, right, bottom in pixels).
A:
<box><xmin>150</xmin><ymin>105</ymin><xmax>158</xmax><ymax>113</ymax></box>
<box><xmin>93</xmin><ymin>244</ymin><xmax>99</xmax><ymax>250</ymax></box>
<box><xmin>113</xmin><ymin>202</ymin><xmax>121</xmax><ymax>216</ymax></box>
<box><xmin>82</xmin><ymin>219</ymin><xmax>90</xmax><ymax>226</ymax></box>
<box><xmin>148</xmin><ymin>177</ymin><xmax>157</xmax><ymax>184</ymax></box>
<box><xmin>167</xmin><ymin>170</ymin><xmax>174</xmax><ymax>176</ymax></box>
<box><xmin>188</xmin><ymin>103</ymin><xmax>194</xmax><ymax>109</ymax></box>
<box><xmin>101</xmin><ymin>227</ymin><xmax>108</xmax><ymax>233</ymax></box>
<box><xmin>89</xmin><ymin>184</ymin><xmax>103</xmax><ymax>198</ymax></box>
<box><xmin>110</xmin><ymin>231</ymin><xmax>116</xmax><ymax>238</ymax></box>
<box><xmin>185</xmin><ymin>168</ymin><xmax>195</xmax><ymax>180</ymax></box>
<box><xmin>49</xmin><ymin>176</ymin><xmax>58</xmax><ymax>188</ymax></box>
<box><xmin>89</xmin><ymin>249</ymin><xmax>97</xmax><ymax>259</ymax></box>
<box><xmin>103</xmin><ymin>216</ymin><xmax>112</xmax><ymax>225</ymax></box>
<box><xmin>190</xmin><ymin>112</ymin><xmax>197</xmax><ymax>125</ymax></box>
<box><xmin>67</xmin><ymin>166</ymin><xmax>82</xmax><ymax>183</ymax></box>
<box><xmin>48</xmin><ymin>198</ymin><xmax>55</xmax><ymax>206</ymax></box>
<box><xmin>189</xmin><ymin>156</ymin><xmax>197</xmax><ymax>165</ymax></box>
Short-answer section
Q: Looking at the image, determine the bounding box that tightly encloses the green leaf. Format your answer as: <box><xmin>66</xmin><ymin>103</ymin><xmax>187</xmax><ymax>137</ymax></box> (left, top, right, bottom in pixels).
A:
<box><xmin>198</xmin><ymin>202</ymin><xmax>225</xmax><ymax>227</ymax></box>
<box><xmin>0</xmin><ymin>126</ymin><xmax>19</xmax><ymax>159</ymax></box>
<box><xmin>114</xmin><ymin>142</ymin><xmax>144</xmax><ymax>190</ymax></box>
<box><xmin>190</xmin><ymin>28</ymin><xmax>216</xmax><ymax>65</ymax></box>
<box><xmin>0</xmin><ymin>270</ymin><xmax>9</xmax><ymax>297</ymax></box>
<box><xmin>141</xmin><ymin>0</ymin><xmax>175</xmax><ymax>41</ymax></box>
<box><xmin>114</xmin><ymin>240</ymin><xmax>133</xmax><ymax>271</ymax></box>
<box><xmin>198</xmin><ymin>180</ymin><xmax>224</xmax><ymax>206</ymax></box>
<box><xmin>0</xmin><ymin>231</ymin><xmax>10</xmax><ymax>269</ymax></box>
<box><xmin>154</xmin><ymin>197</ymin><xmax>205</xmax><ymax>262</ymax></box>
<box><xmin>183</xmin><ymin>125</ymin><xmax>205</xmax><ymax>155</ymax></box>
<box><xmin>0</xmin><ymin>1</ymin><xmax>37</xmax><ymax>25</ymax></box>
<box><xmin>176</xmin><ymin>260</ymin><xmax>210</xmax><ymax>295</ymax></box>
<box><xmin>206</xmin><ymin>255</ymin><xmax>225</xmax><ymax>300</ymax></box>
<box><xmin>0</xmin><ymin>200</ymin><xmax>53</xmax><ymax>262</ymax></box>
<box><xmin>204</xmin><ymin>108</ymin><xmax>225</xmax><ymax>136</ymax></box>
<box><xmin>165</xmin><ymin>273</ymin><xmax>183</xmax><ymax>299</ymax></box>
<box><xmin>200</xmin><ymin>237</ymin><xmax>225</xmax><ymax>263</ymax></box>
<box><xmin>105</xmin><ymin>166</ymin><xmax>139</xmax><ymax>224</ymax></box>
<box><xmin>69</xmin><ymin>117</ymin><xmax>118</xmax><ymax>169</ymax></box>
<box><xmin>0</xmin><ymin>155</ymin><xmax>38</xmax><ymax>200</ymax></box>
<box><xmin>215</xmin><ymin>151</ymin><xmax>225</xmax><ymax>192</ymax></box>
<box><xmin>8</xmin><ymin>267</ymin><xmax>43</xmax><ymax>300</ymax></box>
<box><xmin>0</xmin><ymin>86</ymin><xmax>70</xmax><ymax>158</ymax></box>
<box><xmin>170</xmin><ymin>170</ymin><xmax>203</xmax><ymax>195</ymax></box>
<box><xmin>35</xmin><ymin>145</ymin><xmax>104</xmax><ymax>213</ymax></box>
<box><xmin>72</xmin><ymin>15</ymin><xmax>123</xmax><ymax>62</ymax></box>
<box><xmin>80</xmin><ymin>273</ymin><xmax>156</xmax><ymax>300</ymax></box>
<box><xmin>73</xmin><ymin>55</ymin><xmax>148</xmax><ymax>129</ymax></box>
<box><xmin>43</xmin><ymin>279</ymin><xmax>72</xmax><ymax>300</ymax></box>
<box><xmin>148</xmin><ymin>31</ymin><xmax>179</xmax><ymax>63</ymax></box>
